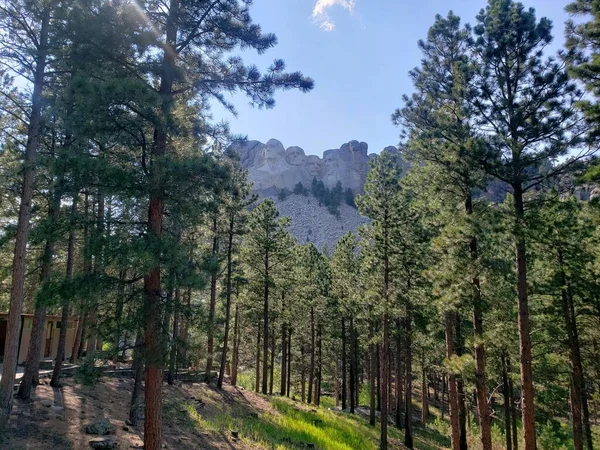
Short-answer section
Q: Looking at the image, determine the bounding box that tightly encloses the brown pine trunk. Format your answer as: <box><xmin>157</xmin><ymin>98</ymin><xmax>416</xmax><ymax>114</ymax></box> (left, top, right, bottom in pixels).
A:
<box><xmin>262</xmin><ymin>250</ymin><xmax>269</xmax><ymax>394</ymax></box>
<box><xmin>456</xmin><ymin>318</ymin><xmax>468</xmax><ymax>450</ymax></box>
<box><xmin>404</xmin><ymin>307</ymin><xmax>413</xmax><ymax>449</ymax></box>
<box><xmin>512</xmin><ymin>185</ymin><xmax>536</xmax><ymax>450</ymax></box>
<box><xmin>86</xmin><ymin>190</ymin><xmax>105</xmax><ymax>356</ymax></box>
<box><xmin>217</xmin><ymin>218</ymin><xmax>235</xmax><ymax>390</ymax></box>
<box><xmin>280</xmin><ymin>308</ymin><xmax>287</xmax><ymax>396</ymax></box>
<box><xmin>502</xmin><ymin>352</ymin><xmax>513</xmax><ymax>450</ymax></box>
<box><xmin>231</xmin><ymin>303</ymin><xmax>240</xmax><ymax>386</ymax></box>
<box><xmin>269</xmin><ymin>330</ymin><xmax>275</xmax><ymax>395</ymax></box>
<box><xmin>508</xmin><ymin>355</ymin><xmax>519</xmax><ymax>450</ymax></box>
<box><xmin>205</xmin><ymin>215</ymin><xmax>219</xmax><ymax>383</ymax></box>
<box><xmin>19</xmin><ymin>164</ymin><xmax>63</xmax><ymax>399</ymax></box>
<box><xmin>286</xmin><ymin>328</ymin><xmax>292</xmax><ymax>397</ymax></box>
<box><xmin>445</xmin><ymin>312</ymin><xmax>461</xmax><ymax>450</ymax></box>
<box><xmin>51</xmin><ymin>197</ymin><xmax>78</xmax><ymax>387</ymax></box>
<box><xmin>558</xmin><ymin>258</ymin><xmax>586</xmax><ymax>450</ymax></box>
<box><xmin>395</xmin><ymin>321</ymin><xmax>403</xmax><ymax>429</ymax></box>
<box><xmin>301</xmin><ymin>344</ymin><xmax>306</xmax><ymax>402</ymax></box>
<box><xmin>129</xmin><ymin>332</ymin><xmax>144</xmax><ymax>426</ymax></box>
<box><xmin>308</xmin><ymin>307</ymin><xmax>315</xmax><ymax>404</ymax></box>
<box><xmin>349</xmin><ymin>317</ymin><xmax>355</xmax><ymax>413</ymax></box>
<box><xmin>143</xmin><ymin>0</ymin><xmax>179</xmax><ymax>445</ymax></box>
<box><xmin>441</xmin><ymin>374</ymin><xmax>446</xmax><ymax>420</ymax></box>
<box><xmin>381</xmin><ymin>314</ymin><xmax>390</xmax><ymax>450</ymax></box>
<box><xmin>376</xmin><ymin>343</ymin><xmax>381</xmax><ymax>412</ymax></box>
<box><xmin>465</xmin><ymin>193</ymin><xmax>492</xmax><ymax>450</ymax></box>
<box><xmin>370</xmin><ymin>319</ymin><xmax>376</xmax><ymax>426</ymax></box>
<box><xmin>167</xmin><ymin>288</ymin><xmax>180</xmax><ymax>385</ymax></box>
<box><xmin>255</xmin><ymin>319</ymin><xmax>261</xmax><ymax>393</ymax></box>
<box><xmin>421</xmin><ymin>366</ymin><xmax>428</xmax><ymax>424</ymax></box>
<box><xmin>0</xmin><ymin>8</ymin><xmax>50</xmax><ymax>421</ymax></box>
<box><xmin>315</xmin><ymin>323</ymin><xmax>322</xmax><ymax>406</ymax></box>
<box><xmin>342</xmin><ymin>317</ymin><xmax>347</xmax><ymax>410</ymax></box>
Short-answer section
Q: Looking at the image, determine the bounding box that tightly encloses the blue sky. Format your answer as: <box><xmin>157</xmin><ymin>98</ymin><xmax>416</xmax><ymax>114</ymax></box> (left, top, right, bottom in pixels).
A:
<box><xmin>212</xmin><ymin>0</ymin><xmax>571</xmax><ymax>157</ymax></box>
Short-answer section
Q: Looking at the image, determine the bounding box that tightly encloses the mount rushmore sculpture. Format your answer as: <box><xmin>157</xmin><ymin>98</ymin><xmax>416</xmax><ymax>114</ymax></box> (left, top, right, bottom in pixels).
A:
<box><xmin>230</xmin><ymin>138</ymin><xmax>400</xmax><ymax>193</ymax></box>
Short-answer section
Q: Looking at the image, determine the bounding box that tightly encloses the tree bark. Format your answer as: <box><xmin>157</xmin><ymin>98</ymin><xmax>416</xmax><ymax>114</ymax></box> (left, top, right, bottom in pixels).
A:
<box><xmin>308</xmin><ymin>307</ymin><xmax>315</xmax><ymax>404</ymax></box>
<box><xmin>445</xmin><ymin>312</ymin><xmax>461</xmax><ymax>450</ymax></box>
<box><xmin>286</xmin><ymin>328</ymin><xmax>292</xmax><ymax>397</ymax></box>
<box><xmin>217</xmin><ymin>217</ymin><xmax>235</xmax><ymax>389</ymax></box>
<box><xmin>456</xmin><ymin>318</ymin><xmax>468</xmax><ymax>450</ymax></box>
<box><xmin>502</xmin><ymin>352</ymin><xmax>513</xmax><ymax>450</ymax></box>
<box><xmin>349</xmin><ymin>317</ymin><xmax>355</xmax><ymax>413</ymax></box>
<box><xmin>255</xmin><ymin>318</ymin><xmax>261</xmax><ymax>393</ymax></box>
<box><xmin>280</xmin><ymin>293</ymin><xmax>287</xmax><ymax>396</ymax></box>
<box><xmin>404</xmin><ymin>308</ymin><xmax>413</xmax><ymax>449</ymax></box>
<box><xmin>129</xmin><ymin>332</ymin><xmax>144</xmax><ymax>426</ymax></box>
<box><xmin>508</xmin><ymin>355</ymin><xmax>519</xmax><ymax>450</ymax></box>
<box><xmin>262</xmin><ymin>248</ymin><xmax>269</xmax><ymax>394</ymax></box>
<box><xmin>465</xmin><ymin>193</ymin><xmax>492</xmax><ymax>450</ymax></box>
<box><xmin>315</xmin><ymin>323</ymin><xmax>322</xmax><ymax>406</ymax></box>
<box><xmin>381</xmin><ymin>314</ymin><xmax>390</xmax><ymax>450</ymax></box>
<box><xmin>19</xmin><ymin>162</ymin><xmax>63</xmax><ymax>399</ymax></box>
<box><xmin>143</xmin><ymin>0</ymin><xmax>179</xmax><ymax>445</ymax></box>
<box><xmin>51</xmin><ymin>197</ymin><xmax>78</xmax><ymax>387</ymax></box>
<box><xmin>512</xmin><ymin>185</ymin><xmax>536</xmax><ymax>450</ymax></box>
<box><xmin>369</xmin><ymin>319</ymin><xmax>376</xmax><ymax>426</ymax></box>
<box><xmin>342</xmin><ymin>317</ymin><xmax>347</xmax><ymax>410</ymax></box>
<box><xmin>0</xmin><ymin>7</ymin><xmax>50</xmax><ymax>421</ymax></box>
<box><xmin>269</xmin><ymin>329</ymin><xmax>275</xmax><ymax>395</ymax></box>
<box><xmin>421</xmin><ymin>366</ymin><xmax>428</xmax><ymax>425</ymax></box>
<box><xmin>395</xmin><ymin>321</ymin><xmax>403</xmax><ymax>429</ymax></box>
<box><xmin>231</xmin><ymin>303</ymin><xmax>240</xmax><ymax>386</ymax></box>
<box><xmin>167</xmin><ymin>288</ymin><xmax>180</xmax><ymax>385</ymax></box>
<box><xmin>205</xmin><ymin>215</ymin><xmax>219</xmax><ymax>383</ymax></box>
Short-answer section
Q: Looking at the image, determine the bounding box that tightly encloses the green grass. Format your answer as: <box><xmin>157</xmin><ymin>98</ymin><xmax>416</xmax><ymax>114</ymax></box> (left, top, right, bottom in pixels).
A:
<box><xmin>171</xmin><ymin>385</ymin><xmax>451</xmax><ymax>449</ymax></box>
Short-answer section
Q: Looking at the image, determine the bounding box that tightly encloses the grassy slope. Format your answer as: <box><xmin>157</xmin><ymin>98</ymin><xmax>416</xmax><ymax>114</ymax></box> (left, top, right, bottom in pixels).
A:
<box><xmin>170</xmin><ymin>382</ymin><xmax>451</xmax><ymax>450</ymax></box>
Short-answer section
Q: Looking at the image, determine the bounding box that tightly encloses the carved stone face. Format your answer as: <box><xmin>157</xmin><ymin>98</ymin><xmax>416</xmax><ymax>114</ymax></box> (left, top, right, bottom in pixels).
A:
<box><xmin>262</xmin><ymin>139</ymin><xmax>286</xmax><ymax>171</ymax></box>
<box><xmin>285</xmin><ymin>146</ymin><xmax>306</xmax><ymax>166</ymax></box>
<box><xmin>307</xmin><ymin>155</ymin><xmax>323</xmax><ymax>178</ymax></box>
<box><xmin>324</xmin><ymin>151</ymin><xmax>339</xmax><ymax>176</ymax></box>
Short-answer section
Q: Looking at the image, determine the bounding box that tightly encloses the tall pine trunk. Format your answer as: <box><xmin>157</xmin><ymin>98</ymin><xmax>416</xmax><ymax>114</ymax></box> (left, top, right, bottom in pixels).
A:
<box><xmin>502</xmin><ymin>352</ymin><xmax>513</xmax><ymax>450</ymax></box>
<box><xmin>395</xmin><ymin>321</ymin><xmax>403</xmax><ymax>429</ymax></box>
<box><xmin>51</xmin><ymin>196</ymin><xmax>78</xmax><ymax>387</ymax></box>
<box><xmin>286</xmin><ymin>329</ymin><xmax>292</xmax><ymax>397</ymax></box>
<box><xmin>129</xmin><ymin>331</ymin><xmax>144</xmax><ymax>426</ymax></box>
<box><xmin>205</xmin><ymin>215</ymin><xmax>219</xmax><ymax>383</ymax></box>
<box><xmin>217</xmin><ymin>218</ymin><xmax>235</xmax><ymax>389</ymax></box>
<box><xmin>341</xmin><ymin>317</ymin><xmax>347</xmax><ymax>410</ymax></box>
<box><xmin>308</xmin><ymin>307</ymin><xmax>315</xmax><ymax>404</ymax></box>
<box><xmin>280</xmin><ymin>293</ymin><xmax>287</xmax><ymax>396</ymax></box>
<box><xmin>231</xmin><ymin>304</ymin><xmax>240</xmax><ymax>386</ymax></box>
<box><xmin>381</xmin><ymin>314</ymin><xmax>390</xmax><ymax>450</ymax></box>
<box><xmin>404</xmin><ymin>307</ymin><xmax>413</xmax><ymax>449</ymax></box>
<box><xmin>370</xmin><ymin>320</ymin><xmax>376</xmax><ymax>426</ymax></box>
<box><xmin>262</xmin><ymin>250</ymin><xmax>269</xmax><ymax>394</ymax></box>
<box><xmin>19</xmin><ymin>161</ymin><xmax>63</xmax><ymax>399</ymax></box>
<box><xmin>445</xmin><ymin>312</ymin><xmax>461</xmax><ymax>450</ymax></box>
<box><xmin>349</xmin><ymin>317</ymin><xmax>355</xmax><ymax>413</ymax></box>
<box><xmin>167</xmin><ymin>288</ymin><xmax>180</xmax><ymax>385</ymax></box>
<box><xmin>255</xmin><ymin>319</ymin><xmax>261</xmax><ymax>393</ymax></box>
<box><xmin>512</xmin><ymin>185</ymin><xmax>536</xmax><ymax>450</ymax></box>
<box><xmin>0</xmin><ymin>8</ymin><xmax>50</xmax><ymax>421</ymax></box>
<box><xmin>143</xmin><ymin>0</ymin><xmax>179</xmax><ymax>445</ymax></box>
<box><xmin>466</xmin><ymin>195</ymin><xmax>492</xmax><ymax>450</ymax></box>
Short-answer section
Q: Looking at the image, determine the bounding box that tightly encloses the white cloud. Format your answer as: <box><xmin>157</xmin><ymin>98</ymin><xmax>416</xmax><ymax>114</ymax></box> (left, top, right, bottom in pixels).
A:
<box><xmin>312</xmin><ymin>0</ymin><xmax>355</xmax><ymax>31</ymax></box>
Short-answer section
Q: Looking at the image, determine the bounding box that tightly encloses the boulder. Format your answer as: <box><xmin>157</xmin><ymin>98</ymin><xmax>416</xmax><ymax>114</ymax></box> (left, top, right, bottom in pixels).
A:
<box><xmin>89</xmin><ymin>437</ymin><xmax>118</xmax><ymax>449</ymax></box>
<box><xmin>85</xmin><ymin>418</ymin><xmax>114</xmax><ymax>435</ymax></box>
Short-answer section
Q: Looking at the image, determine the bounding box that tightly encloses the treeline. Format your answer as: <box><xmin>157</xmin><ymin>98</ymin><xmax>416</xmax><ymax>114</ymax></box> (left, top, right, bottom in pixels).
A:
<box><xmin>278</xmin><ymin>179</ymin><xmax>356</xmax><ymax>216</ymax></box>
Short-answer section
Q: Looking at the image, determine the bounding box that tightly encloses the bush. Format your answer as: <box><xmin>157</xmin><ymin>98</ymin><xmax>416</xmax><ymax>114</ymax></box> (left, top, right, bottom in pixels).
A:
<box><xmin>537</xmin><ymin>420</ymin><xmax>572</xmax><ymax>450</ymax></box>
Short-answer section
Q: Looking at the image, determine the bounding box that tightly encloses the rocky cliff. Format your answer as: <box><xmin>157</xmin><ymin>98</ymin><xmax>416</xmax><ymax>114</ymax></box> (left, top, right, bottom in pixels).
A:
<box><xmin>231</xmin><ymin>138</ymin><xmax>384</xmax><ymax>193</ymax></box>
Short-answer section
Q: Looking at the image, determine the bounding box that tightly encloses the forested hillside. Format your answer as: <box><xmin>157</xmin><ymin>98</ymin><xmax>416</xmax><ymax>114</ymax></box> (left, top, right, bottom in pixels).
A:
<box><xmin>2</xmin><ymin>1</ymin><xmax>600</xmax><ymax>450</ymax></box>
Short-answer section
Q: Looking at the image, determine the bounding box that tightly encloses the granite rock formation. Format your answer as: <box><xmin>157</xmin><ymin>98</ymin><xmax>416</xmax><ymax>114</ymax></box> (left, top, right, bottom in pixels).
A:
<box><xmin>231</xmin><ymin>138</ymin><xmax>377</xmax><ymax>193</ymax></box>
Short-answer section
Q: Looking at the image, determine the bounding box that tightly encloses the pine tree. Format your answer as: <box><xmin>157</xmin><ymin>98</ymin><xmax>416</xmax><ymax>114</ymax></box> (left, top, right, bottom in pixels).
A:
<box><xmin>469</xmin><ymin>2</ymin><xmax>587</xmax><ymax>447</ymax></box>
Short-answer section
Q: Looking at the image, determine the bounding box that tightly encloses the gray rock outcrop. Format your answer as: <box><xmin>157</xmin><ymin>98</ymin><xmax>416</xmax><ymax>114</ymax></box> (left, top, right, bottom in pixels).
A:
<box><xmin>230</xmin><ymin>139</ymin><xmax>382</xmax><ymax>193</ymax></box>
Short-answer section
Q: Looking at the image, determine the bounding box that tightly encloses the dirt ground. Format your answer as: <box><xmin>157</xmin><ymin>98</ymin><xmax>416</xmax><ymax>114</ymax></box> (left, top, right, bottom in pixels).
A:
<box><xmin>1</xmin><ymin>377</ymin><xmax>277</xmax><ymax>449</ymax></box>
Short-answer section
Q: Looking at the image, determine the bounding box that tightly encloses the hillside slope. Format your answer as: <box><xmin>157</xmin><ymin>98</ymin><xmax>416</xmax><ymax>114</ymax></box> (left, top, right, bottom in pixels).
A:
<box><xmin>258</xmin><ymin>190</ymin><xmax>369</xmax><ymax>250</ymax></box>
<box><xmin>0</xmin><ymin>377</ymin><xmax>450</xmax><ymax>450</ymax></box>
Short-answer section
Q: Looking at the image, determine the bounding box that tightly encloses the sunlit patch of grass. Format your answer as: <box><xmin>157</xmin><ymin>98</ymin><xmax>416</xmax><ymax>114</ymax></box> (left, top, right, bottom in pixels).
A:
<box><xmin>174</xmin><ymin>386</ymin><xmax>451</xmax><ymax>449</ymax></box>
